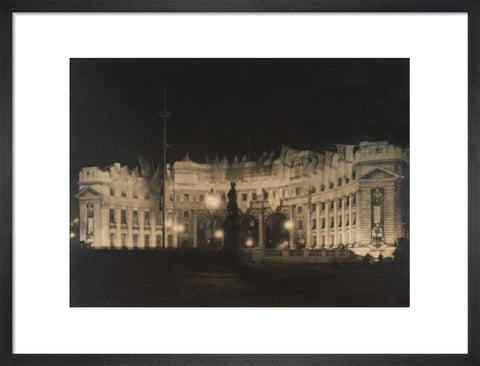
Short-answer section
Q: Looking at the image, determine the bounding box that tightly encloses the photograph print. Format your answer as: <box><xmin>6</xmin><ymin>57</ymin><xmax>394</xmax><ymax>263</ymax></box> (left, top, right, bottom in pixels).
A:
<box><xmin>70</xmin><ymin>58</ymin><xmax>409</xmax><ymax>307</ymax></box>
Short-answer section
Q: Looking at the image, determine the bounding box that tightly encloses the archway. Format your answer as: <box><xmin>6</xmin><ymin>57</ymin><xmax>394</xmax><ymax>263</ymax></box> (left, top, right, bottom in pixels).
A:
<box><xmin>265</xmin><ymin>212</ymin><xmax>290</xmax><ymax>249</ymax></box>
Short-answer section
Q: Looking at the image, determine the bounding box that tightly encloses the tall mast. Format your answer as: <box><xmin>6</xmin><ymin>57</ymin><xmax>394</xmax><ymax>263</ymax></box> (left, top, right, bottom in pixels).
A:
<box><xmin>159</xmin><ymin>87</ymin><xmax>171</xmax><ymax>248</ymax></box>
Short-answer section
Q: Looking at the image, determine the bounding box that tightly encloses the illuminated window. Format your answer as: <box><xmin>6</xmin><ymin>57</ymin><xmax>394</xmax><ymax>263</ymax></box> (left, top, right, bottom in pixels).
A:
<box><xmin>145</xmin><ymin>234</ymin><xmax>150</xmax><ymax>248</ymax></box>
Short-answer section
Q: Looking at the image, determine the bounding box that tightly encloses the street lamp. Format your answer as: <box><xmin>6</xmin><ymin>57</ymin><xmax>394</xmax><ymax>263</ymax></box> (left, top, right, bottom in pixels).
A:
<box><xmin>206</xmin><ymin>193</ymin><xmax>220</xmax><ymax>248</ymax></box>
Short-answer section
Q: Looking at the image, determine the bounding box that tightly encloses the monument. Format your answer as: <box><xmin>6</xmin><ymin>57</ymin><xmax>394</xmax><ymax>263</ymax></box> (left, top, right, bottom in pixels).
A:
<box><xmin>223</xmin><ymin>182</ymin><xmax>243</xmax><ymax>250</ymax></box>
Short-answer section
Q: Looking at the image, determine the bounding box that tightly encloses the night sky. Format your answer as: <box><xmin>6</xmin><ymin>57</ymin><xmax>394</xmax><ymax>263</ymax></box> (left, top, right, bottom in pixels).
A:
<box><xmin>70</xmin><ymin>58</ymin><xmax>409</xmax><ymax>216</ymax></box>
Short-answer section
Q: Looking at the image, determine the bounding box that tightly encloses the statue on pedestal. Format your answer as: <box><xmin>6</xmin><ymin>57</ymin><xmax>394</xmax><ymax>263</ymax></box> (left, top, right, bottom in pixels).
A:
<box><xmin>227</xmin><ymin>182</ymin><xmax>239</xmax><ymax>217</ymax></box>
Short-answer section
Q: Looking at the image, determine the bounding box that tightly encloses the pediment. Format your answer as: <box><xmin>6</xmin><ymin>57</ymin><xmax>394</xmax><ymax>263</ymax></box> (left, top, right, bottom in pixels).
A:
<box><xmin>75</xmin><ymin>187</ymin><xmax>102</xmax><ymax>199</ymax></box>
<box><xmin>360</xmin><ymin>168</ymin><xmax>401</xmax><ymax>180</ymax></box>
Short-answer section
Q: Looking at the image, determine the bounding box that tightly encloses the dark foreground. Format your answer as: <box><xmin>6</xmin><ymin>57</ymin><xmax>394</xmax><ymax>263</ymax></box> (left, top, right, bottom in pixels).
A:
<box><xmin>70</xmin><ymin>249</ymin><xmax>409</xmax><ymax>307</ymax></box>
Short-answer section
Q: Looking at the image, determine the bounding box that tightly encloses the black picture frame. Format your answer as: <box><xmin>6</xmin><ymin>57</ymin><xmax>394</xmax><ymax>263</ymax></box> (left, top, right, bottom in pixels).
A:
<box><xmin>1</xmin><ymin>1</ymin><xmax>478</xmax><ymax>365</ymax></box>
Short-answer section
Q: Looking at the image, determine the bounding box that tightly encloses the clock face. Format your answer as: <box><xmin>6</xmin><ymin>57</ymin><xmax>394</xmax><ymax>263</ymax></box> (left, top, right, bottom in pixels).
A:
<box><xmin>372</xmin><ymin>188</ymin><xmax>384</xmax><ymax>206</ymax></box>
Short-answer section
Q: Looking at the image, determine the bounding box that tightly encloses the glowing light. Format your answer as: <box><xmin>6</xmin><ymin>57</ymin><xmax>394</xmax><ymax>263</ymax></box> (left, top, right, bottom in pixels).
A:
<box><xmin>173</xmin><ymin>224</ymin><xmax>185</xmax><ymax>233</ymax></box>
<box><xmin>206</xmin><ymin>195</ymin><xmax>220</xmax><ymax>210</ymax></box>
<box><xmin>246</xmin><ymin>238</ymin><xmax>254</xmax><ymax>247</ymax></box>
<box><xmin>166</xmin><ymin>220</ymin><xmax>173</xmax><ymax>228</ymax></box>
<box><xmin>70</xmin><ymin>232</ymin><xmax>75</xmax><ymax>238</ymax></box>
<box><xmin>214</xmin><ymin>230</ymin><xmax>224</xmax><ymax>239</ymax></box>
<box><xmin>284</xmin><ymin>220</ymin><xmax>294</xmax><ymax>230</ymax></box>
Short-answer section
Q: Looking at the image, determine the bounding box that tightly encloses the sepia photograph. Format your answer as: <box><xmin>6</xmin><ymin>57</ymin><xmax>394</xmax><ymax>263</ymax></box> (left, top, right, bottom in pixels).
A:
<box><xmin>70</xmin><ymin>58</ymin><xmax>409</xmax><ymax>307</ymax></box>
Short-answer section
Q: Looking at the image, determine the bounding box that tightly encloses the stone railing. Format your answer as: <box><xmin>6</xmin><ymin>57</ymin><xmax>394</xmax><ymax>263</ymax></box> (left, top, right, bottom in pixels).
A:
<box><xmin>252</xmin><ymin>248</ymin><xmax>362</xmax><ymax>264</ymax></box>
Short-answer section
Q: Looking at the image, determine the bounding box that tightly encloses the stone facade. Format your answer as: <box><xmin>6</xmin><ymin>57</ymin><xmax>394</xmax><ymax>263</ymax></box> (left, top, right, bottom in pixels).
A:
<box><xmin>76</xmin><ymin>141</ymin><xmax>409</xmax><ymax>258</ymax></box>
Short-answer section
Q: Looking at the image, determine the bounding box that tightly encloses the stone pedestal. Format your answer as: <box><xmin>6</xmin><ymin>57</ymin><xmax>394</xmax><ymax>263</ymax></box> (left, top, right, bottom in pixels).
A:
<box><xmin>223</xmin><ymin>214</ymin><xmax>243</xmax><ymax>250</ymax></box>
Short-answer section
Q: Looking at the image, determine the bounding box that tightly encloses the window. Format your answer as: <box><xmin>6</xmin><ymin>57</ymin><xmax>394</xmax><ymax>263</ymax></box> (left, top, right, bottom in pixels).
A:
<box><xmin>273</xmin><ymin>191</ymin><xmax>278</xmax><ymax>199</ymax></box>
<box><xmin>294</xmin><ymin>162</ymin><xmax>302</xmax><ymax>178</ymax></box>
<box><xmin>312</xmin><ymin>219</ymin><xmax>317</xmax><ymax>229</ymax></box>
<box><xmin>313</xmin><ymin>235</ymin><xmax>317</xmax><ymax>246</ymax></box>
<box><xmin>184</xmin><ymin>223</ymin><xmax>189</xmax><ymax>233</ymax></box>
<box><xmin>121</xmin><ymin>190</ymin><xmax>126</xmax><ymax>197</ymax></box>
<box><xmin>338</xmin><ymin>178</ymin><xmax>342</xmax><ymax>186</ymax></box>
<box><xmin>345</xmin><ymin>178</ymin><xmax>350</xmax><ymax>184</ymax></box>
<box><xmin>252</xmin><ymin>192</ymin><xmax>257</xmax><ymax>201</ymax></box>
<box><xmin>320</xmin><ymin>184</ymin><xmax>325</xmax><ymax>192</ymax></box>
<box><xmin>199</xmin><ymin>194</ymin><xmax>205</xmax><ymax>202</ymax></box>
<box><xmin>169</xmin><ymin>195</ymin><xmax>174</xmax><ymax>201</ymax></box>
<box><xmin>339</xmin><ymin>199</ymin><xmax>342</xmax><ymax>208</ymax></box>
<box><xmin>353</xmin><ymin>193</ymin><xmax>356</xmax><ymax>205</ymax></box>
<box><xmin>156</xmin><ymin>235</ymin><xmax>161</xmax><ymax>248</ymax></box>
<box><xmin>109</xmin><ymin>209</ymin><xmax>115</xmax><ymax>224</ymax></box>
<box><xmin>346</xmin><ymin>214</ymin><xmax>350</xmax><ymax>226</ymax></box>
<box><xmin>329</xmin><ymin>182</ymin><xmax>334</xmax><ymax>189</ymax></box>
<box><xmin>298</xmin><ymin>220</ymin><xmax>303</xmax><ymax>230</ymax></box>
<box><xmin>110</xmin><ymin>187</ymin><xmax>115</xmax><ymax>196</ymax></box>
<box><xmin>133</xmin><ymin>191</ymin><xmax>138</xmax><ymax>199</ymax></box>
<box><xmin>330</xmin><ymin>201</ymin><xmax>334</xmax><ymax>210</ymax></box>
<box><xmin>321</xmin><ymin>218</ymin><xmax>325</xmax><ymax>229</ymax></box>
<box><xmin>263</xmin><ymin>190</ymin><xmax>269</xmax><ymax>200</ymax></box>
<box><xmin>321</xmin><ymin>202</ymin><xmax>325</xmax><ymax>211</ymax></box>
<box><xmin>296</xmin><ymin>187</ymin><xmax>301</xmax><ymax>196</ymax></box>
<box><xmin>121</xmin><ymin>210</ymin><xmax>126</xmax><ymax>225</ymax></box>
<box><xmin>338</xmin><ymin>215</ymin><xmax>342</xmax><ymax>227</ymax></box>
<box><xmin>121</xmin><ymin>233</ymin><xmax>127</xmax><ymax>248</ymax></box>
<box><xmin>133</xmin><ymin>234</ymin><xmax>138</xmax><ymax>248</ymax></box>
<box><xmin>346</xmin><ymin>196</ymin><xmax>350</xmax><ymax>206</ymax></box>
<box><xmin>330</xmin><ymin>217</ymin><xmax>334</xmax><ymax>228</ymax></box>
<box><xmin>242</xmin><ymin>193</ymin><xmax>248</xmax><ymax>201</ymax></box>
<box><xmin>298</xmin><ymin>206</ymin><xmax>303</xmax><ymax>214</ymax></box>
<box><xmin>144</xmin><ymin>211</ymin><xmax>150</xmax><ymax>226</ymax></box>
<box><xmin>145</xmin><ymin>234</ymin><xmax>150</xmax><ymax>248</ymax></box>
<box><xmin>353</xmin><ymin>212</ymin><xmax>356</xmax><ymax>225</ymax></box>
<box><xmin>311</xmin><ymin>186</ymin><xmax>316</xmax><ymax>194</ymax></box>
<box><xmin>352</xmin><ymin>171</ymin><xmax>356</xmax><ymax>180</ymax></box>
<box><xmin>331</xmin><ymin>235</ymin><xmax>335</xmax><ymax>245</ymax></box>
<box><xmin>110</xmin><ymin>233</ymin><xmax>115</xmax><ymax>248</ymax></box>
<box><xmin>132</xmin><ymin>211</ymin><xmax>139</xmax><ymax>225</ymax></box>
<box><xmin>184</xmin><ymin>211</ymin><xmax>189</xmax><ymax>218</ymax></box>
<box><xmin>283</xmin><ymin>190</ymin><xmax>289</xmax><ymax>198</ymax></box>
<box><xmin>312</xmin><ymin>203</ymin><xmax>316</xmax><ymax>212</ymax></box>
<box><xmin>322</xmin><ymin>235</ymin><xmax>325</xmax><ymax>245</ymax></box>
<box><xmin>184</xmin><ymin>194</ymin><xmax>190</xmax><ymax>201</ymax></box>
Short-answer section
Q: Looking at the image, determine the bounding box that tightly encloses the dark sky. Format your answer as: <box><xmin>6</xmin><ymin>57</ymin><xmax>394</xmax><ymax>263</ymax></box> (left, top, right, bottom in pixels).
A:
<box><xmin>70</xmin><ymin>58</ymin><xmax>409</xmax><ymax>216</ymax></box>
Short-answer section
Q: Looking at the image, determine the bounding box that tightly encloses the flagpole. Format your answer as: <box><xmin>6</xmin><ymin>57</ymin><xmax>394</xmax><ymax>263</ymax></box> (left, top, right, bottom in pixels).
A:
<box><xmin>159</xmin><ymin>87</ymin><xmax>171</xmax><ymax>249</ymax></box>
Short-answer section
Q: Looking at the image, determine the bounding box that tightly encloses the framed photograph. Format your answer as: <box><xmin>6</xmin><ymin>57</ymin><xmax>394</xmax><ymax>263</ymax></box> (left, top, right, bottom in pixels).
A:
<box><xmin>1</xmin><ymin>1</ymin><xmax>478</xmax><ymax>365</ymax></box>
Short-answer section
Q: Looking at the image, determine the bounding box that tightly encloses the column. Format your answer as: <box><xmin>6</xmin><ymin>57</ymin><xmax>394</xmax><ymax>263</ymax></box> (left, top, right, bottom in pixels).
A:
<box><xmin>306</xmin><ymin>203</ymin><xmax>312</xmax><ymax>249</ymax></box>
<box><xmin>333</xmin><ymin>199</ymin><xmax>337</xmax><ymax>246</ymax></box>
<box><xmin>325</xmin><ymin>199</ymin><xmax>329</xmax><ymax>246</ymax></box>
<box><xmin>289</xmin><ymin>205</ymin><xmax>294</xmax><ymax>249</ymax></box>
<box><xmin>341</xmin><ymin>196</ymin><xmax>346</xmax><ymax>245</ymax></box>
<box><xmin>173</xmin><ymin>209</ymin><xmax>178</xmax><ymax>248</ymax></box>
<box><xmin>258</xmin><ymin>205</ymin><xmax>264</xmax><ymax>248</ymax></box>
<box><xmin>127</xmin><ymin>209</ymin><xmax>133</xmax><ymax>249</ymax></box>
<box><xmin>139</xmin><ymin>209</ymin><xmax>145</xmax><ymax>249</ymax></box>
<box><xmin>115</xmin><ymin>208</ymin><xmax>121</xmax><ymax>248</ymax></box>
<box><xmin>151</xmin><ymin>210</ymin><xmax>156</xmax><ymax>248</ymax></box>
<box><xmin>193</xmin><ymin>210</ymin><xmax>198</xmax><ymax>248</ymax></box>
<box><xmin>348</xmin><ymin>193</ymin><xmax>353</xmax><ymax>244</ymax></box>
<box><xmin>316</xmin><ymin>200</ymin><xmax>321</xmax><ymax>249</ymax></box>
